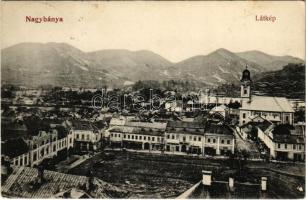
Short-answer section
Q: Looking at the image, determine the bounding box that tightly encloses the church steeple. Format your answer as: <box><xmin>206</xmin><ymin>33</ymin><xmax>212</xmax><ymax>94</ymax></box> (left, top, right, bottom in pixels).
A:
<box><xmin>240</xmin><ymin>66</ymin><xmax>252</xmax><ymax>99</ymax></box>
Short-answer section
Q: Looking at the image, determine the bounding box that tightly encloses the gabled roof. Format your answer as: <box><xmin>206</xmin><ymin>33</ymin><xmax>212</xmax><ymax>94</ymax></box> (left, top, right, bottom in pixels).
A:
<box><xmin>240</xmin><ymin>96</ymin><xmax>294</xmax><ymax>113</ymax></box>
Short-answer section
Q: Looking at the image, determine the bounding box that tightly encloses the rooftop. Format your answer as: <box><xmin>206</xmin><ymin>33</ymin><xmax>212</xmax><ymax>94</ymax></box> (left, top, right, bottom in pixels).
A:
<box><xmin>1</xmin><ymin>166</ymin><xmax>128</xmax><ymax>198</ymax></box>
<box><xmin>70</xmin><ymin>120</ymin><xmax>99</xmax><ymax>133</ymax></box>
<box><xmin>240</xmin><ymin>96</ymin><xmax>294</xmax><ymax>113</ymax></box>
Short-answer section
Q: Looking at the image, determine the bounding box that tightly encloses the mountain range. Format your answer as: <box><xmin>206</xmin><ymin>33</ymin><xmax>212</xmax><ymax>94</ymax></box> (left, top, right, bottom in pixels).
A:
<box><xmin>1</xmin><ymin>42</ymin><xmax>304</xmax><ymax>88</ymax></box>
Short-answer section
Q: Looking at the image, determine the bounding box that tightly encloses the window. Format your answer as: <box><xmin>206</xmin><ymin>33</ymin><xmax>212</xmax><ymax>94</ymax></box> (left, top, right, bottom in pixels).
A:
<box><xmin>183</xmin><ymin>136</ymin><xmax>186</xmax><ymax>142</ymax></box>
<box><xmin>242</xmin><ymin>120</ymin><xmax>245</xmax><ymax>124</ymax></box>
<box><xmin>111</xmin><ymin>133</ymin><xmax>114</xmax><ymax>137</ymax></box>
<box><xmin>136</xmin><ymin>135</ymin><xmax>138</xmax><ymax>140</ymax></box>
<box><xmin>40</xmin><ymin>149</ymin><xmax>44</xmax><ymax>157</ymax></box>
<box><xmin>33</xmin><ymin>152</ymin><xmax>37</xmax><ymax>161</ymax></box>
<box><xmin>244</xmin><ymin>89</ymin><xmax>247</xmax><ymax>95</ymax></box>
<box><xmin>15</xmin><ymin>159</ymin><xmax>18</xmax><ymax>166</ymax></box>
<box><xmin>189</xmin><ymin>136</ymin><xmax>192</xmax><ymax>140</ymax></box>
<box><xmin>87</xmin><ymin>135</ymin><xmax>90</xmax><ymax>140</ymax></box>
<box><xmin>172</xmin><ymin>135</ymin><xmax>175</xmax><ymax>139</ymax></box>
<box><xmin>278</xmin><ymin>143</ymin><xmax>281</xmax><ymax>148</ymax></box>
<box><xmin>285</xmin><ymin>144</ymin><xmax>287</xmax><ymax>149</ymax></box>
<box><xmin>76</xmin><ymin>134</ymin><xmax>79</xmax><ymax>139</ymax></box>
<box><xmin>148</xmin><ymin>137</ymin><xmax>151</xmax><ymax>141</ymax></box>
<box><xmin>152</xmin><ymin>137</ymin><xmax>155</xmax><ymax>141</ymax></box>
<box><xmin>131</xmin><ymin>135</ymin><xmax>134</xmax><ymax>139</ymax></box>
<box><xmin>70</xmin><ymin>138</ymin><xmax>72</xmax><ymax>144</ymax></box>
<box><xmin>176</xmin><ymin>134</ymin><xmax>179</xmax><ymax>139</ymax></box>
<box><xmin>299</xmin><ymin>145</ymin><xmax>302</xmax><ymax>150</ymax></box>
<box><xmin>285</xmin><ymin>115</ymin><xmax>289</xmax><ymax>122</ymax></box>
<box><xmin>124</xmin><ymin>134</ymin><xmax>126</xmax><ymax>138</ymax></box>
<box><xmin>194</xmin><ymin>137</ymin><xmax>196</xmax><ymax>141</ymax></box>
<box><xmin>293</xmin><ymin>144</ymin><xmax>296</xmax><ymax>150</ymax></box>
<box><xmin>221</xmin><ymin>140</ymin><xmax>224</xmax><ymax>144</ymax></box>
<box><xmin>128</xmin><ymin>135</ymin><xmax>130</xmax><ymax>139</ymax></box>
<box><xmin>46</xmin><ymin>147</ymin><xmax>49</xmax><ymax>155</ymax></box>
<box><xmin>24</xmin><ymin>157</ymin><xmax>28</xmax><ymax>165</ymax></box>
<box><xmin>227</xmin><ymin>140</ymin><xmax>230</xmax><ymax>145</ymax></box>
<box><xmin>208</xmin><ymin>138</ymin><xmax>211</xmax><ymax>143</ymax></box>
<box><xmin>81</xmin><ymin>134</ymin><xmax>85</xmax><ymax>140</ymax></box>
<box><xmin>139</xmin><ymin>136</ymin><xmax>142</xmax><ymax>140</ymax></box>
<box><xmin>213</xmin><ymin>139</ymin><xmax>216</xmax><ymax>143</ymax></box>
<box><xmin>144</xmin><ymin>136</ymin><xmax>146</xmax><ymax>140</ymax></box>
<box><xmin>243</xmin><ymin>113</ymin><xmax>246</xmax><ymax>119</ymax></box>
<box><xmin>53</xmin><ymin>145</ymin><xmax>56</xmax><ymax>152</ymax></box>
<box><xmin>167</xmin><ymin>134</ymin><xmax>170</xmax><ymax>139</ymax></box>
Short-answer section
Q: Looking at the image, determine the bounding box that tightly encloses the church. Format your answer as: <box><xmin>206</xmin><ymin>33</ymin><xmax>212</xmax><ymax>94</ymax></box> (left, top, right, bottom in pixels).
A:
<box><xmin>239</xmin><ymin>67</ymin><xmax>294</xmax><ymax>126</ymax></box>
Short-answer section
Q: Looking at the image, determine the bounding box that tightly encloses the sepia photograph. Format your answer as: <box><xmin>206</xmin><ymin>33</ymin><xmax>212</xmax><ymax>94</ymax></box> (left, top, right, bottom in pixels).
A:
<box><xmin>1</xmin><ymin>1</ymin><xmax>305</xmax><ymax>199</ymax></box>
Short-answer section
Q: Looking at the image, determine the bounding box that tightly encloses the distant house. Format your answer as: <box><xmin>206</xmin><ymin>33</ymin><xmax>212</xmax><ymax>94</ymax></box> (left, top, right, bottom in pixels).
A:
<box><xmin>109</xmin><ymin>117</ymin><xmax>126</xmax><ymax>127</ymax></box>
<box><xmin>165</xmin><ymin>100</ymin><xmax>183</xmax><ymax>112</ymax></box>
<box><xmin>209</xmin><ymin>105</ymin><xmax>229</xmax><ymax>118</ymax></box>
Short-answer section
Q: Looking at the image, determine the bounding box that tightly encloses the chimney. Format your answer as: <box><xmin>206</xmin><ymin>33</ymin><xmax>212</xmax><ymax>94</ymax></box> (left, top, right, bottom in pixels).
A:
<box><xmin>37</xmin><ymin>166</ymin><xmax>44</xmax><ymax>184</ymax></box>
<box><xmin>202</xmin><ymin>170</ymin><xmax>212</xmax><ymax>186</ymax></box>
<box><xmin>261</xmin><ymin>177</ymin><xmax>267</xmax><ymax>191</ymax></box>
<box><xmin>229</xmin><ymin>177</ymin><xmax>234</xmax><ymax>191</ymax></box>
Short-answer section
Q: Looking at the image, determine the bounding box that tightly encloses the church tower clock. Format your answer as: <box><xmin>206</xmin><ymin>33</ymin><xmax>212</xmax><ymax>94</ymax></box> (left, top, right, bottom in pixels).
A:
<box><xmin>240</xmin><ymin>66</ymin><xmax>252</xmax><ymax>99</ymax></box>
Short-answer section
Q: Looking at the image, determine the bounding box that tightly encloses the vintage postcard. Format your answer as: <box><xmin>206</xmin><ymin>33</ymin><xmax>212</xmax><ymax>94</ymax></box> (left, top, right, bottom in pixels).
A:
<box><xmin>1</xmin><ymin>1</ymin><xmax>305</xmax><ymax>199</ymax></box>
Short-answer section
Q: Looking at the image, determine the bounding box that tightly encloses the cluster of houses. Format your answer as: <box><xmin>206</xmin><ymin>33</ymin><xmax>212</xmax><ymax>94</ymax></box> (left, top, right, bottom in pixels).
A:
<box><xmin>107</xmin><ymin>119</ymin><xmax>235</xmax><ymax>156</ymax></box>
<box><xmin>1</xmin><ymin>67</ymin><xmax>305</xmax><ymax>170</ymax></box>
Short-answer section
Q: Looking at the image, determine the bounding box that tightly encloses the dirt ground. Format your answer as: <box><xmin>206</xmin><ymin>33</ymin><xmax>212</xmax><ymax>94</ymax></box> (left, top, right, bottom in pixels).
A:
<box><xmin>68</xmin><ymin>150</ymin><xmax>305</xmax><ymax>198</ymax></box>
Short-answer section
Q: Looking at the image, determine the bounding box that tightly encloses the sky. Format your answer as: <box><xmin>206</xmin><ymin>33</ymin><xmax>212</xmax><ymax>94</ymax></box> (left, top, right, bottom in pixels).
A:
<box><xmin>1</xmin><ymin>1</ymin><xmax>305</xmax><ymax>62</ymax></box>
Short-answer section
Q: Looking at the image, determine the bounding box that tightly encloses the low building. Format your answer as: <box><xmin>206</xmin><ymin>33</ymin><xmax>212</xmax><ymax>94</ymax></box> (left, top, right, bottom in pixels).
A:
<box><xmin>209</xmin><ymin>105</ymin><xmax>229</xmax><ymax>118</ymax></box>
<box><xmin>70</xmin><ymin>120</ymin><xmax>102</xmax><ymax>152</ymax></box>
<box><xmin>165</xmin><ymin>121</ymin><xmax>235</xmax><ymax>156</ymax></box>
<box><xmin>109</xmin><ymin>126</ymin><xmax>165</xmax><ymax>151</ymax></box>
<box><xmin>257</xmin><ymin>124</ymin><xmax>305</xmax><ymax>161</ymax></box>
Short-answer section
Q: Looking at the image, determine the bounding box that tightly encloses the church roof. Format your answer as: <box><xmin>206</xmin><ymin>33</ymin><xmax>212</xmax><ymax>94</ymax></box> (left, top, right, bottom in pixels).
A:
<box><xmin>240</xmin><ymin>96</ymin><xmax>294</xmax><ymax>113</ymax></box>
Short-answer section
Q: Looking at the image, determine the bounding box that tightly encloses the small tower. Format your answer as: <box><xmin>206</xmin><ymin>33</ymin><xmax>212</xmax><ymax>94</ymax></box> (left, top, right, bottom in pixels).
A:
<box><xmin>240</xmin><ymin>66</ymin><xmax>252</xmax><ymax>99</ymax></box>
